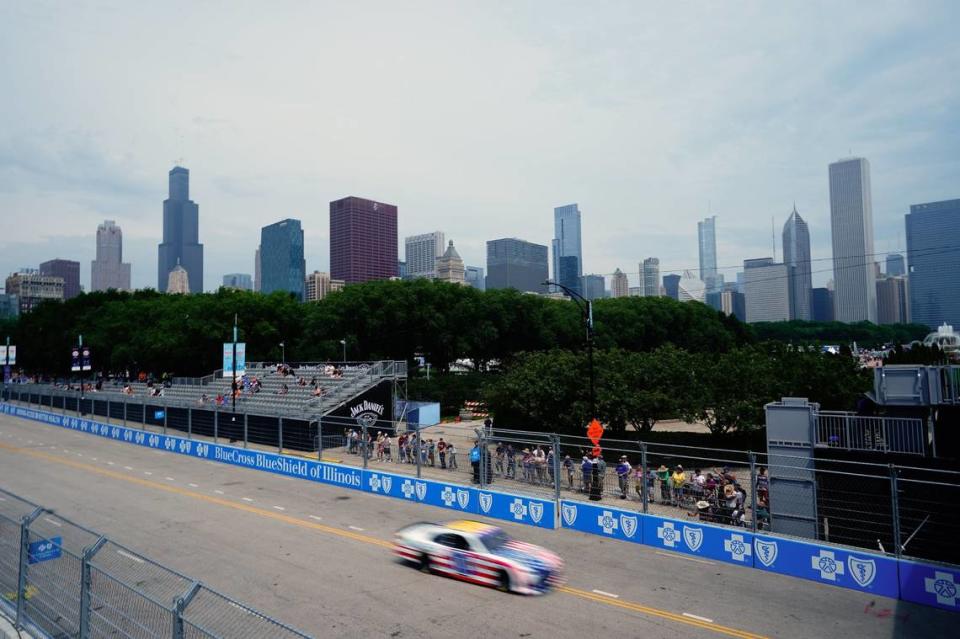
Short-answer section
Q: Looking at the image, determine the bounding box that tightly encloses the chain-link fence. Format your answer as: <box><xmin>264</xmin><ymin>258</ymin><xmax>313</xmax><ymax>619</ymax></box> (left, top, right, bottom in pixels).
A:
<box><xmin>4</xmin><ymin>384</ymin><xmax>959</xmax><ymax>565</ymax></box>
<box><xmin>0</xmin><ymin>486</ymin><xmax>313</xmax><ymax>639</ymax></box>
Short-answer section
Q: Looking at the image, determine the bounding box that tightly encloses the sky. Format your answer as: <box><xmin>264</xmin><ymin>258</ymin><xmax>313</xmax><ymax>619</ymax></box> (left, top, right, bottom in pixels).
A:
<box><xmin>1</xmin><ymin>1</ymin><xmax>958</xmax><ymax>292</ymax></box>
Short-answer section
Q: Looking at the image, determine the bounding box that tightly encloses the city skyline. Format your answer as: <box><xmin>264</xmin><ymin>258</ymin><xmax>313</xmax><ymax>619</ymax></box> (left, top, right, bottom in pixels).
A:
<box><xmin>2</xmin><ymin>4</ymin><xmax>957</xmax><ymax>294</ymax></box>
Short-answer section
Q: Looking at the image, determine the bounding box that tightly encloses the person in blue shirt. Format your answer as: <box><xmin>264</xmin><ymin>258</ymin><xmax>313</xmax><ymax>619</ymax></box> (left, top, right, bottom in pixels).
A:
<box><xmin>616</xmin><ymin>456</ymin><xmax>632</xmax><ymax>499</ymax></box>
<box><xmin>470</xmin><ymin>441</ymin><xmax>481</xmax><ymax>483</ymax></box>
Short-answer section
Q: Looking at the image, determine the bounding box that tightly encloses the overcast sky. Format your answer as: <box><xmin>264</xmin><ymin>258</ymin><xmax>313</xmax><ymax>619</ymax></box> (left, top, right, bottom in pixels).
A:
<box><xmin>1</xmin><ymin>1</ymin><xmax>958</xmax><ymax>292</ymax></box>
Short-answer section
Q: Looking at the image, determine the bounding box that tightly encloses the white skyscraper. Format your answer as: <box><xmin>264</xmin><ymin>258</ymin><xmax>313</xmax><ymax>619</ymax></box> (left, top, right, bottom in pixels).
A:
<box><xmin>743</xmin><ymin>258</ymin><xmax>790</xmax><ymax>322</ymax></box>
<box><xmin>698</xmin><ymin>215</ymin><xmax>720</xmax><ymax>294</ymax></box>
<box><xmin>610</xmin><ymin>268</ymin><xmax>629</xmax><ymax>298</ymax></box>
<box><xmin>829</xmin><ymin>157</ymin><xmax>877</xmax><ymax>322</ymax></box>
<box><xmin>91</xmin><ymin>220</ymin><xmax>131</xmax><ymax>291</ymax></box>
<box><xmin>405</xmin><ymin>231</ymin><xmax>446</xmax><ymax>279</ymax></box>
<box><xmin>642</xmin><ymin>258</ymin><xmax>660</xmax><ymax>297</ymax></box>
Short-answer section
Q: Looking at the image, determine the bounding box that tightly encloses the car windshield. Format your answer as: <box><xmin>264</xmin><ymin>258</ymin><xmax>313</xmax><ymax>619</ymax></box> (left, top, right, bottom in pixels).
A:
<box><xmin>481</xmin><ymin>529</ymin><xmax>511</xmax><ymax>551</ymax></box>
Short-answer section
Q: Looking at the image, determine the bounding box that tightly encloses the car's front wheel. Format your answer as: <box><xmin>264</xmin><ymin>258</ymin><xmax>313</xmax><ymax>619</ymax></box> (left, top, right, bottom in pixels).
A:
<box><xmin>418</xmin><ymin>553</ymin><xmax>431</xmax><ymax>573</ymax></box>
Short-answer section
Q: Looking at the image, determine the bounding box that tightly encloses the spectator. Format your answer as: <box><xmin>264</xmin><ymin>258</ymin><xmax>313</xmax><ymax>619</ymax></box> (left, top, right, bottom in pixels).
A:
<box><xmin>521</xmin><ymin>448</ymin><xmax>533</xmax><ymax>483</ymax></box>
<box><xmin>546</xmin><ymin>447</ymin><xmax>556</xmax><ymax>484</ymax></box>
<box><xmin>671</xmin><ymin>466</ymin><xmax>686</xmax><ymax>505</ymax></box>
<box><xmin>580</xmin><ymin>456</ymin><xmax>593</xmax><ymax>493</ymax></box>
<box><xmin>447</xmin><ymin>442</ymin><xmax>458</xmax><ymax>470</ymax></box>
<box><xmin>657</xmin><ymin>465</ymin><xmax>672</xmax><ymax>503</ymax></box>
<box><xmin>470</xmin><ymin>441</ymin><xmax>481</xmax><ymax>483</ymax></box>
<box><xmin>494</xmin><ymin>443</ymin><xmax>504</xmax><ymax>475</ymax></box>
<box><xmin>428</xmin><ymin>439</ymin><xmax>436</xmax><ymax>467</ymax></box>
<box><xmin>563</xmin><ymin>455</ymin><xmax>575</xmax><ymax>489</ymax></box>
<box><xmin>756</xmin><ymin>466</ymin><xmax>769</xmax><ymax>501</ymax></box>
<box><xmin>437</xmin><ymin>438</ymin><xmax>448</xmax><ymax>469</ymax></box>
<box><xmin>505</xmin><ymin>444</ymin><xmax>516</xmax><ymax>479</ymax></box>
<box><xmin>616</xmin><ymin>456</ymin><xmax>631</xmax><ymax>499</ymax></box>
<box><xmin>533</xmin><ymin>446</ymin><xmax>546</xmax><ymax>483</ymax></box>
<box><xmin>382</xmin><ymin>435</ymin><xmax>392</xmax><ymax>462</ymax></box>
<box><xmin>596</xmin><ymin>454</ymin><xmax>607</xmax><ymax>485</ymax></box>
<box><xmin>376</xmin><ymin>432</ymin><xmax>385</xmax><ymax>462</ymax></box>
<box><xmin>398</xmin><ymin>433</ymin><xmax>407</xmax><ymax>463</ymax></box>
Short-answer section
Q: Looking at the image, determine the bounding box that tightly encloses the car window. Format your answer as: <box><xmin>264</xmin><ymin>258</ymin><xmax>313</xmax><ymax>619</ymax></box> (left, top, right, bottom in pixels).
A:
<box><xmin>434</xmin><ymin>533</ymin><xmax>469</xmax><ymax>550</ymax></box>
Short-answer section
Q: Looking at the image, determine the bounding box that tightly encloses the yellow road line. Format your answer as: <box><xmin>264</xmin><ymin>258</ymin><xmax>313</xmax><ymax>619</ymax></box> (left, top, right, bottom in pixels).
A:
<box><xmin>0</xmin><ymin>437</ymin><xmax>767</xmax><ymax>639</ymax></box>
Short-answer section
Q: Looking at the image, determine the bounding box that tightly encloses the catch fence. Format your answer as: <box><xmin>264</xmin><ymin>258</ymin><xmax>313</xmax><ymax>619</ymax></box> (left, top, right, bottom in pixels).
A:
<box><xmin>0</xmin><ymin>486</ymin><xmax>313</xmax><ymax>639</ymax></box>
<box><xmin>3</xmin><ymin>385</ymin><xmax>959</xmax><ymax>565</ymax></box>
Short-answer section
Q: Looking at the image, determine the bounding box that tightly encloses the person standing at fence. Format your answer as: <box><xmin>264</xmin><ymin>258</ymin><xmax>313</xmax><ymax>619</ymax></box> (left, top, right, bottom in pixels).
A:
<box><xmin>437</xmin><ymin>437</ymin><xmax>447</xmax><ymax>469</ymax></box>
<box><xmin>546</xmin><ymin>447</ymin><xmax>556</xmax><ymax>485</ymax></box>
<box><xmin>447</xmin><ymin>442</ymin><xmax>458</xmax><ymax>469</ymax></box>
<box><xmin>657</xmin><ymin>464</ymin><xmax>671</xmax><ymax>502</ymax></box>
<box><xmin>428</xmin><ymin>439</ymin><xmax>436</xmax><ymax>467</ymax></box>
<box><xmin>383</xmin><ymin>434</ymin><xmax>392</xmax><ymax>462</ymax></box>
<box><xmin>581</xmin><ymin>456</ymin><xmax>592</xmax><ymax>493</ymax></box>
<box><xmin>398</xmin><ymin>433</ymin><xmax>407</xmax><ymax>463</ymax></box>
<box><xmin>494</xmin><ymin>443</ymin><xmax>504</xmax><ymax>475</ymax></box>
<box><xmin>671</xmin><ymin>466</ymin><xmax>686</xmax><ymax>506</ymax></box>
<box><xmin>470</xmin><ymin>441</ymin><xmax>481</xmax><ymax>483</ymax></box>
<box><xmin>563</xmin><ymin>455</ymin><xmax>575</xmax><ymax>490</ymax></box>
<box><xmin>505</xmin><ymin>444</ymin><xmax>516</xmax><ymax>479</ymax></box>
<box><xmin>521</xmin><ymin>448</ymin><xmax>533</xmax><ymax>483</ymax></box>
<box><xmin>616</xmin><ymin>456</ymin><xmax>631</xmax><ymax>499</ymax></box>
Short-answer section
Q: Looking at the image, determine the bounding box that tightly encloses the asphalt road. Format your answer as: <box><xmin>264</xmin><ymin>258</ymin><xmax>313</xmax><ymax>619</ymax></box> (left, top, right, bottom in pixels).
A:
<box><xmin>0</xmin><ymin>411</ymin><xmax>953</xmax><ymax>639</ymax></box>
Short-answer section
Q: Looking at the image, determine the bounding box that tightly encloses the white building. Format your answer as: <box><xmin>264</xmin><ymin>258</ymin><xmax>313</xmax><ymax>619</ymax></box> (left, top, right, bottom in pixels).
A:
<box><xmin>829</xmin><ymin>157</ymin><xmax>877</xmax><ymax>322</ymax></box>
<box><xmin>304</xmin><ymin>271</ymin><xmax>344</xmax><ymax>302</ymax></box>
<box><xmin>642</xmin><ymin>257</ymin><xmax>660</xmax><ymax>297</ymax></box>
<box><xmin>166</xmin><ymin>263</ymin><xmax>190</xmax><ymax>294</ymax></box>
<box><xmin>91</xmin><ymin>220</ymin><xmax>131</xmax><ymax>291</ymax></box>
<box><xmin>610</xmin><ymin>268</ymin><xmax>629</xmax><ymax>298</ymax></box>
<box><xmin>677</xmin><ymin>270</ymin><xmax>706</xmax><ymax>303</ymax></box>
<box><xmin>405</xmin><ymin>231</ymin><xmax>446</xmax><ymax>279</ymax></box>
<box><xmin>435</xmin><ymin>240</ymin><xmax>466</xmax><ymax>285</ymax></box>
<box><xmin>743</xmin><ymin>258</ymin><xmax>790</xmax><ymax>322</ymax></box>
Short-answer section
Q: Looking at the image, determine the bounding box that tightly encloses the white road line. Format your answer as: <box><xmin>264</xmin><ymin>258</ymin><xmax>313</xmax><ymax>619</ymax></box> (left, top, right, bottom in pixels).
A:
<box><xmin>591</xmin><ymin>589</ymin><xmax>620</xmax><ymax>599</ymax></box>
<box><xmin>308</xmin><ymin>515</ymin><xmax>323</xmax><ymax>521</ymax></box>
<box><xmin>348</xmin><ymin>525</ymin><xmax>365</xmax><ymax>532</ymax></box>
<box><xmin>241</xmin><ymin>497</ymin><xmax>253</xmax><ymax>502</ymax></box>
<box><xmin>654</xmin><ymin>551</ymin><xmax>715</xmax><ymax>566</ymax></box>
<box><xmin>273</xmin><ymin>506</ymin><xmax>286</xmax><ymax>511</ymax></box>
<box><xmin>106</xmin><ymin>461</ymin><xmax>115</xmax><ymax>465</ymax></box>
<box><xmin>188</xmin><ymin>483</ymin><xmax>198</xmax><ymax>488</ymax></box>
<box><xmin>682</xmin><ymin>613</ymin><xmax>714</xmax><ymax>623</ymax></box>
<box><xmin>116</xmin><ymin>549</ymin><xmax>144</xmax><ymax>564</ymax></box>
<box><xmin>165</xmin><ymin>477</ymin><xmax>175</xmax><ymax>481</ymax></box>
<box><xmin>43</xmin><ymin>517</ymin><xmax>62</xmax><ymax>527</ymax></box>
<box><xmin>214</xmin><ymin>490</ymin><xmax>225</xmax><ymax>495</ymax></box>
<box><xmin>124</xmin><ymin>466</ymin><xmax>133</xmax><ymax>471</ymax></box>
<box><xmin>143</xmin><ymin>471</ymin><xmax>152</xmax><ymax>476</ymax></box>
<box><xmin>77</xmin><ymin>453</ymin><xmax>83</xmax><ymax>457</ymax></box>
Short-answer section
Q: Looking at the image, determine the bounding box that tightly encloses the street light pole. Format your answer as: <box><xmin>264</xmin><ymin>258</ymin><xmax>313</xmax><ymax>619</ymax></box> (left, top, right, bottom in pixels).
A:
<box><xmin>544</xmin><ymin>280</ymin><xmax>595</xmax><ymax>420</ymax></box>
<box><xmin>340</xmin><ymin>339</ymin><xmax>346</xmax><ymax>363</ymax></box>
<box><xmin>232</xmin><ymin>314</ymin><xmax>238</xmax><ymax>415</ymax></box>
<box><xmin>280</xmin><ymin>342</ymin><xmax>285</xmax><ymax>365</ymax></box>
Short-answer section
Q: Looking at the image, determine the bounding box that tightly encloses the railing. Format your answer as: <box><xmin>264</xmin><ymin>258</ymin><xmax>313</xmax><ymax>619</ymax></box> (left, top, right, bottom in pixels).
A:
<box><xmin>0</xmin><ymin>486</ymin><xmax>313</xmax><ymax>639</ymax></box>
<box><xmin>940</xmin><ymin>366</ymin><xmax>960</xmax><ymax>404</ymax></box>
<box><xmin>815</xmin><ymin>411</ymin><xmax>925</xmax><ymax>455</ymax></box>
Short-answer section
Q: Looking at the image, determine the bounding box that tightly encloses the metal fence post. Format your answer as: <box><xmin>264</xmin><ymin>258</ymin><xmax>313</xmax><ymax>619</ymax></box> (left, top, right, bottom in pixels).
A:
<box><xmin>478</xmin><ymin>430</ymin><xmax>486</xmax><ymax>489</ymax></box>
<box><xmin>640</xmin><ymin>442</ymin><xmax>649</xmax><ymax>513</ymax></box>
<box><xmin>213</xmin><ymin>407</ymin><xmax>219</xmax><ymax>444</ymax></box>
<box><xmin>16</xmin><ymin>507</ymin><xmax>44</xmax><ymax>629</ymax></box>
<box><xmin>122</xmin><ymin>398</ymin><xmax>127</xmax><ymax>428</ymax></box>
<box><xmin>243</xmin><ymin>412</ymin><xmax>249</xmax><ymax>449</ymax></box>
<box><xmin>890</xmin><ymin>464</ymin><xmax>902</xmax><ymax>557</ymax></box>
<box><xmin>551</xmin><ymin>434</ymin><xmax>561</xmax><ymax>504</ymax></box>
<box><xmin>172</xmin><ymin>582</ymin><xmax>202</xmax><ymax>639</ymax></box>
<box><xmin>316</xmin><ymin>421</ymin><xmax>323</xmax><ymax>461</ymax></box>
<box><xmin>188</xmin><ymin>408</ymin><xmax>193</xmax><ymax>439</ymax></box>
<box><xmin>361</xmin><ymin>423</ymin><xmax>368</xmax><ymax>469</ymax></box>
<box><xmin>79</xmin><ymin>536</ymin><xmax>108</xmax><ymax>638</ymax></box>
<box><xmin>749</xmin><ymin>451</ymin><xmax>758</xmax><ymax>533</ymax></box>
<box><xmin>106</xmin><ymin>398</ymin><xmax>110</xmax><ymax>424</ymax></box>
<box><xmin>142</xmin><ymin>399</ymin><xmax>146</xmax><ymax>428</ymax></box>
<box><xmin>278</xmin><ymin>417</ymin><xmax>284</xmax><ymax>454</ymax></box>
<box><xmin>163</xmin><ymin>398</ymin><xmax>168</xmax><ymax>435</ymax></box>
<box><xmin>415</xmin><ymin>430</ymin><xmax>422</xmax><ymax>478</ymax></box>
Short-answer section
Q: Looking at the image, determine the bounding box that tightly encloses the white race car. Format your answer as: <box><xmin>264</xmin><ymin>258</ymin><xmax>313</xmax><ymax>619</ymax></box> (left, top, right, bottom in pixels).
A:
<box><xmin>394</xmin><ymin>520</ymin><xmax>564</xmax><ymax>595</ymax></box>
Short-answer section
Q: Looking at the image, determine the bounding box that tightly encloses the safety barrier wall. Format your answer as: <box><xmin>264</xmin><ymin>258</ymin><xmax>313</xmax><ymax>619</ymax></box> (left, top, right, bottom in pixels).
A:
<box><xmin>2</xmin><ymin>403</ymin><xmax>958</xmax><ymax>613</ymax></box>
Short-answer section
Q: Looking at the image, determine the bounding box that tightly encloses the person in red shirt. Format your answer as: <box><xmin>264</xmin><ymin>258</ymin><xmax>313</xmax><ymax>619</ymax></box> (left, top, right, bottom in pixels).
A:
<box><xmin>437</xmin><ymin>438</ymin><xmax>448</xmax><ymax>469</ymax></box>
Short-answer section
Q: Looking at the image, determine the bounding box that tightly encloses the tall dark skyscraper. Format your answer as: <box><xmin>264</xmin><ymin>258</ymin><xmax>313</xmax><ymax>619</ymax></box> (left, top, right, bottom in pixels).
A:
<box><xmin>329</xmin><ymin>196</ymin><xmax>398</xmax><ymax>284</ymax></box>
<box><xmin>906</xmin><ymin>198</ymin><xmax>960</xmax><ymax>329</ymax></box>
<box><xmin>552</xmin><ymin>204</ymin><xmax>583</xmax><ymax>295</ymax></box>
<box><xmin>663</xmin><ymin>273</ymin><xmax>681</xmax><ymax>300</ymax></box>
<box><xmin>158</xmin><ymin>166</ymin><xmax>203</xmax><ymax>293</ymax></box>
<box><xmin>260</xmin><ymin>219</ymin><xmax>306</xmax><ymax>300</ymax></box>
<box><xmin>782</xmin><ymin>205</ymin><xmax>812</xmax><ymax>320</ymax></box>
<box><xmin>486</xmin><ymin>238</ymin><xmax>548</xmax><ymax>293</ymax></box>
<box><xmin>812</xmin><ymin>287</ymin><xmax>835</xmax><ymax>322</ymax></box>
<box><xmin>885</xmin><ymin>253</ymin><xmax>906</xmax><ymax>277</ymax></box>
<box><xmin>39</xmin><ymin>259</ymin><xmax>80</xmax><ymax>299</ymax></box>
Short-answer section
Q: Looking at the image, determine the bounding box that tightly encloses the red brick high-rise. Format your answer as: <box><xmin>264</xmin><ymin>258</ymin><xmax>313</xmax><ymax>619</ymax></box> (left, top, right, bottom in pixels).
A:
<box><xmin>329</xmin><ymin>196</ymin><xmax>398</xmax><ymax>284</ymax></box>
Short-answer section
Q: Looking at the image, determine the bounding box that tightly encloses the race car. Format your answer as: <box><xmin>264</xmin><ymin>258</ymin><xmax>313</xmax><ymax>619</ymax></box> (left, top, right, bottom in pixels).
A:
<box><xmin>393</xmin><ymin>519</ymin><xmax>564</xmax><ymax>595</ymax></box>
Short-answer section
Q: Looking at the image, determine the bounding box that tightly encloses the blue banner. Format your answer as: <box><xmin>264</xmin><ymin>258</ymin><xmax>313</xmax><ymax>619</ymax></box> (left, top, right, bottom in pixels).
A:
<box><xmin>476</xmin><ymin>488</ymin><xmax>556</xmax><ymax>529</ymax></box>
<box><xmin>28</xmin><ymin>537</ymin><xmax>62</xmax><ymax>564</ymax></box>
<box><xmin>898</xmin><ymin>559</ymin><xmax>960</xmax><ymax>612</ymax></box>
<box><xmin>559</xmin><ymin>500</ymin><xmax>642</xmax><ymax>543</ymax></box>
<box><xmin>641</xmin><ymin>514</ymin><xmax>756</xmax><ymax>567</ymax></box>
<box><xmin>752</xmin><ymin>534</ymin><xmax>899</xmax><ymax>598</ymax></box>
<box><xmin>364</xmin><ymin>472</ymin><xmax>477</xmax><ymax>515</ymax></box>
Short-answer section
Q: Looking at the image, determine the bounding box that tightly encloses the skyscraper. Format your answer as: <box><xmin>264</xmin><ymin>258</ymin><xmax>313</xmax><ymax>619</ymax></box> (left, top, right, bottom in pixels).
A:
<box><xmin>158</xmin><ymin>166</ymin><xmax>203</xmax><ymax>293</ymax></box>
<box><xmin>330</xmin><ymin>197</ymin><xmax>398</xmax><ymax>284</ymax></box>
<box><xmin>610</xmin><ymin>268</ymin><xmax>629</xmax><ymax>298</ymax></box>
<box><xmin>782</xmin><ymin>205</ymin><xmax>812</xmax><ymax>320</ymax></box>
<box><xmin>435</xmin><ymin>240</ymin><xmax>466</xmax><ymax>285</ymax></box>
<box><xmin>885</xmin><ymin>253</ymin><xmax>906</xmax><ymax>277</ymax></box>
<box><xmin>304</xmin><ymin>271</ymin><xmax>344</xmax><ymax>302</ymax></box>
<box><xmin>743</xmin><ymin>258</ymin><xmax>790</xmax><ymax>323</ymax></box>
<box><xmin>254</xmin><ymin>246</ymin><xmax>261</xmax><ymax>292</ymax></box>
<box><xmin>642</xmin><ymin>258</ymin><xmax>660</xmax><ymax>297</ymax></box>
<box><xmin>405</xmin><ymin>232</ymin><xmax>445</xmax><ymax>279</ymax></box>
<box><xmin>552</xmin><ymin>204</ymin><xmax>583</xmax><ymax>296</ymax></box>
<box><xmin>812</xmin><ymin>288</ymin><xmax>834</xmax><ymax>322</ymax></box>
<box><xmin>465</xmin><ymin>266</ymin><xmax>485</xmax><ymax>291</ymax></box>
<box><xmin>222</xmin><ymin>274</ymin><xmax>253</xmax><ymax>290</ymax></box>
<box><xmin>166</xmin><ymin>263</ymin><xmax>189</xmax><ymax>294</ymax></box>
<box><xmin>39</xmin><ymin>259</ymin><xmax>81</xmax><ymax>300</ymax></box>
<box><xmin>582</xmin><ymin>274</ymin><xmax>605</xmax><ymax>301</ymax></box>
<box><xmin>876</xmin><ymin>276</ymin><xmax>909</xmax><ymax>324</ymax></box>
<box><xmin>485</xmin><ymin>238</ymin><xmax>548</xmax><ymax>293</ymax></box>
<box><xmin>829</xmin><ymin>158</ymin><xmax>876</xmax><ymax>322</ymax></box>
<box><xmin>260</xmin><ymin>219</ymin><xmax>306</xmax><ymax>300</ymax></box>
<box><xmin>4</xmin><ymin>271</ymin><xmax>64</xmax><ymax>313</ymax></box>
<box><xmin>698</xmin><ymin>215</ymin><xmax>719</xmax><ymax>293</ymax></box>
<box><xmin>91</xmin><ymin>220</ymin><xmax>131</xmax><ymax>292</ymax></box>
<box><xmin>906</xmin><ymin>198</ymin><xmax>960</xmax><ymax>329</ymax></box>
<box><xmin>663</xmin><ymin>274</ymin><xmax>681</xmax><ymax>300</ymax></box>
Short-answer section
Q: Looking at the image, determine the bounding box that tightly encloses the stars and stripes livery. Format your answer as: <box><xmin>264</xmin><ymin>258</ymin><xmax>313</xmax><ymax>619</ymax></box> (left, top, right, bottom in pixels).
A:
<box><xmin>393</xmin><ymin>520</ymin><xmax>564</xmax><ymax>595</ymax></box>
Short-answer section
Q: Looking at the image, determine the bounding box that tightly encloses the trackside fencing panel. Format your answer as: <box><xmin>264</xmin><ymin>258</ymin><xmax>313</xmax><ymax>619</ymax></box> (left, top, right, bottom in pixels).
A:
<box><xmin>8</xmin><ymin>402</ymin><xmax>960</xmax><ymax>612</ymax></box>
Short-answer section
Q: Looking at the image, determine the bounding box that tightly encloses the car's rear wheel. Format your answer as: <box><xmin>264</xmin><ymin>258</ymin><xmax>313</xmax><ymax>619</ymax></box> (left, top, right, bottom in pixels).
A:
<box><xmin>496</xmin><ymin>569</ymin><xmax>511</xmax><ymax>593</ymax></box>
